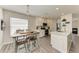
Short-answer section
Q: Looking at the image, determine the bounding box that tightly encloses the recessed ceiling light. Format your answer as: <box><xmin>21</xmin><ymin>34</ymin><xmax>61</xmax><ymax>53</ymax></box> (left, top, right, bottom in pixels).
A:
<box><xmin>56</xmin><ymin>8</ymin><xmax>59</xmax><ymax>10</ymax></box>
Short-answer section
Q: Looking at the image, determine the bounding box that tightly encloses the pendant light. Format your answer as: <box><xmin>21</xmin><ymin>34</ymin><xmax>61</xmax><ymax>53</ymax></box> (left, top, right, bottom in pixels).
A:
<box><xmin>26</xmin><ymin>5</ymin><xmax>30</xmax><ymax>19</ymax></box>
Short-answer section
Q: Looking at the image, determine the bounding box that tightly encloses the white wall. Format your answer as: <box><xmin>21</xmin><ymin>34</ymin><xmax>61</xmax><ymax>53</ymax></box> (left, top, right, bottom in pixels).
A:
<box><xmin>72</xmin><ymin>18</ymin><xmax>79</xmax><ymax>36</ymax></box>
<box><xmin>28</xmin><ymin>16</ymin><xmax>36</xmax><ymax>31</ymax></box>
<box><xmin>0</xmin><ymin>8</ymin><xmax>3</xmax><ymax>49</ymax></box>
<box><xmin>72</xmin><ymin>18</ymin><xmax>78</xmax><ymax>28</ymax></box>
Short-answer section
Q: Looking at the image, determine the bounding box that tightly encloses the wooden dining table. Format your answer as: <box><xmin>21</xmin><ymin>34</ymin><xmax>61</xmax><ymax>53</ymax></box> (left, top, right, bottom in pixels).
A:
<box><xmin>12</xmin><ymin>31</ymin><xmax>39</xmax><ymax>39</ymax></box>
<box><xmin>11</xmin><ymin>31</ymin><xmax>39</xmax><ymax>52</ymax></box>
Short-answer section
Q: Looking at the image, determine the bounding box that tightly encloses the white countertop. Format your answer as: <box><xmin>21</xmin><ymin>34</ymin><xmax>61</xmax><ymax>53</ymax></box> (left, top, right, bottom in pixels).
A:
<box><xmin>51</xmin><ymin>31</ymin><xmax>71</xmax><ymax>36</ymax></box>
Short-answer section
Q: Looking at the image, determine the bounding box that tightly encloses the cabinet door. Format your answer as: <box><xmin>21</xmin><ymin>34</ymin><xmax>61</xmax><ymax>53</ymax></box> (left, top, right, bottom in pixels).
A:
<box><xmin>51</xmin><ymin>34</ymin><xmax>67</xmax><ymax>52</ymax></box>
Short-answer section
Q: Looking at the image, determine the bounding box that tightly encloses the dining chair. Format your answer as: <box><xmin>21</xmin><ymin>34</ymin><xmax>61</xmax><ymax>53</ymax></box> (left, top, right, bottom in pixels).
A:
<box><xmin>15</xmin><ymin>35</ymin><xmax>29</xmax><ymax>53</ymax></box>
<box><xmin>29</xmin><ymin>33</ymin><xmax>40</xmax><ymax>52</ymax></box>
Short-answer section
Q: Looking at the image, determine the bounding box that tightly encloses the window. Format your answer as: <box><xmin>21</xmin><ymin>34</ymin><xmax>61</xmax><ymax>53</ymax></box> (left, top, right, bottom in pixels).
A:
<box><xmin>10</xmin><ymin>17</ymin><xmax>28</xmax><ymax>36</ymax></box>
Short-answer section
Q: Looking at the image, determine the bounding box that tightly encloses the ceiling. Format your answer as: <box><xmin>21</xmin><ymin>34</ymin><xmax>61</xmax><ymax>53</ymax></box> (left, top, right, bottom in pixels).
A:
<box><xmin>0</xmin><ymin>5</ymin><xmax>79</xmax><ymax>19</ymax></box>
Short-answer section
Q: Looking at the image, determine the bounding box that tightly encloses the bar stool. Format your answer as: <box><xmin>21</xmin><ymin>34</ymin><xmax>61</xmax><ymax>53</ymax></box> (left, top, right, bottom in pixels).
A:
<box><xmin>29</xmin><ymin>34</ymin><xmax>40</xmax><ymax>52</ymax></box>
<box><xmin>15</xmin><ymin>35</ymin><xmax>29</xmax><ymax>53</ymax></box>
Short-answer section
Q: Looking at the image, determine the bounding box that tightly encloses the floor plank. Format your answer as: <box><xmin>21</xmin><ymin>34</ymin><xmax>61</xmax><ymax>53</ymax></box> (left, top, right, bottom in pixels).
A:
<box><xmin>0</xmin><ymin>36</ymin><xmax>79</xmax><ymax>53</ymax></box>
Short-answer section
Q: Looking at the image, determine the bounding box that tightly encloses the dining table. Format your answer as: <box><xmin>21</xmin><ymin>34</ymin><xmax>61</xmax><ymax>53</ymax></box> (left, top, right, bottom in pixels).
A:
<box><xmin>11</xmin><ymin>31</ymin><xmax>39</xmax><ymax>52</ymax></box>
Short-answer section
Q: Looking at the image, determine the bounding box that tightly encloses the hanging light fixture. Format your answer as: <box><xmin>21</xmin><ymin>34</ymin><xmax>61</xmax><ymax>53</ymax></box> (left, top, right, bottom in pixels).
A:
<box><xmin>56</xmin><ymin>8</ymin><xmax>59</xmax><ymax>20</ymax></box>
<box><xmin>26</xmin><ymin>5</ymin><xmax>30</xmax><ymax>15</ymax></box>
<box><xmin>26</xmin><ymin>5</ymin><xmax>30</xmax><ymax>19</ymax></box>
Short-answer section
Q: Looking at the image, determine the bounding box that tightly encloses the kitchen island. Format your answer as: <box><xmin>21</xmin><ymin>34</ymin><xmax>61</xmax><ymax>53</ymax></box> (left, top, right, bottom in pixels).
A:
<box><xmin>51</xmin><ymin>32</ymin><xmax>72</xmax><ymax>53</ymax></box>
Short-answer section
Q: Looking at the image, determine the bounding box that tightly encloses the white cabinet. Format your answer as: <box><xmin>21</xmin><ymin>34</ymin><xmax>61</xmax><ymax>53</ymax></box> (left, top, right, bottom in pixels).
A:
<box><xmin>39</xmin><ymin>30</ymin><xmax>45</xmax><ymax>37</ymax></box>
<box><xmin>51</xmin><ymin>32</ymin><xmax>72</xmax><ymax>53</ymax></box>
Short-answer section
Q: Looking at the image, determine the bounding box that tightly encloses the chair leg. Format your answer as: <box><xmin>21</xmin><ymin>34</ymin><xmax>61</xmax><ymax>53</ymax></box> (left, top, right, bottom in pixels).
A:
<box><xmin>30</xmin><ymin>41</ymin><xmax>34</xmax><ymax>53</ymax></box>
<box><xmin>27</xmin><ymin>43</ymin><xmax>31</xmax><ymax>52</ymax></box>
<box><xmin>32</xmin><ymin>40</ymin><xmax>36</xmax><ymax>47</ymax></box>
<box><xmin>15</xmin><ymin>44</ymin><xmax>18</xmax><ymax>53</ymax></box>
<box><xmin>24</xmin><ymin>43</ymin><xmax>27</xmax><ymax>52</ymax></box>
<box><xmin>35</xmin><ymin>40</ymin><xmax>40</xmax><ymax>48</ymax></box>
<box><xmin>36</xmin><ymin>40</ymin><xmax>41</xmax><ymax>52</ymax></box>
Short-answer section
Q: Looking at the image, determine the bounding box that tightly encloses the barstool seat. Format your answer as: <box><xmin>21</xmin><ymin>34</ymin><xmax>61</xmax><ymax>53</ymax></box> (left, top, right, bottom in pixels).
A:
<box><xmin>16</xmin><ymin>39</ymin><xmax>27</xmax><ymax>45</ymax></box>
<box><xmin>30</xmin><ymin>36</ymin><xmax>37</xmax><ymax>41</ymax></box>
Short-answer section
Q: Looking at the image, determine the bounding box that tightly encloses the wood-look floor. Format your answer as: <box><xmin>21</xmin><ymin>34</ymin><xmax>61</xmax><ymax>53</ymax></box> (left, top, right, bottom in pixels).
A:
<box><xmin>69</xmin><ymin>35</ymin><xmax>79</xmax><ymax>53</ymax></box>
<box><xmin>0</xmin><ymin>36</ymin><xmax>79</xmax><ymax>53</ymax></box>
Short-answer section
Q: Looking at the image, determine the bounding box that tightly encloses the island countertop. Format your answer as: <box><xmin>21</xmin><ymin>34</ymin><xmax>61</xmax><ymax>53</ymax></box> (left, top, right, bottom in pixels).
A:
<box><xmin>51</xmin><ymin>31</ymin><xmax>71</xmax><ymax>36</ymax></box>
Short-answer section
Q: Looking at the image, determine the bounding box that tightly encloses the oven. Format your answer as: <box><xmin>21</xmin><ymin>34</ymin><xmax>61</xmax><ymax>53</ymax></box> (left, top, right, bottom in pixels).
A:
<box><xmin>72</xmin><ymin>28</ymin><xmax>78</xmax><ymax>34</ymax></box>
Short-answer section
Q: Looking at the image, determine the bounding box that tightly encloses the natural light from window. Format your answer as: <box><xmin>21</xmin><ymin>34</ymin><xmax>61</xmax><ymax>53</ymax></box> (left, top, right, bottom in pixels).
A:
<box><xmin>10</xmin><ymin>17</ymin><xmax>28</xmax><ymax>36</ymax></box>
